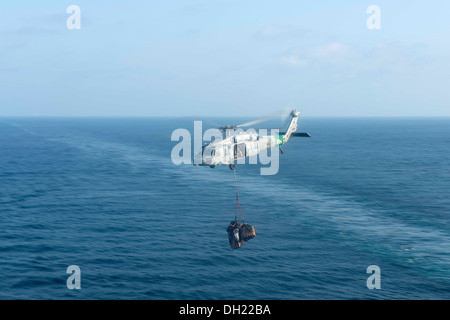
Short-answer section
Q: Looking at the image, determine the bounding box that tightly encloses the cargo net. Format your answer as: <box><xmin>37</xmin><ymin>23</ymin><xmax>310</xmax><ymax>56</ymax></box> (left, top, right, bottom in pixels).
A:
<box><xmin>226</xmin><ymin>168</ymin><xmax>256</xmax><ymax>249</ymax></box>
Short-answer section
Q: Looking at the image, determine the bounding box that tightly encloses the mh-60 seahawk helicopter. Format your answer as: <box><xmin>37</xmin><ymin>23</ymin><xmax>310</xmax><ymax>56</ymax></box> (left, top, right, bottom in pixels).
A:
<box><xmin>194</xmin><ymin>109</ymin><xmax>310</xmax><ymax>170</ymax></box>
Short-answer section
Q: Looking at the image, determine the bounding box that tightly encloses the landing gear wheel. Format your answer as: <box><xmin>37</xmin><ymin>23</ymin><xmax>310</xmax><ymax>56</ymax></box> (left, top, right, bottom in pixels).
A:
<box><xmin>229</xmin><ymin>164</ymin><xmax>235</xmax><ymax>170</ymax></box>
<box><xmin>210</xmin><ymin>165</ymin><xmax>215</xmax><ymax>168</ymax></box>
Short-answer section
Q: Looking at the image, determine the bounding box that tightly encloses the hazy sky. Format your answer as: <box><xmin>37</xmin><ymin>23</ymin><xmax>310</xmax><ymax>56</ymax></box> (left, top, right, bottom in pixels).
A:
<box><xmin>0</xmin><ymin>1</ymin><xmax>449</xmax><ymax>117</ymax></box>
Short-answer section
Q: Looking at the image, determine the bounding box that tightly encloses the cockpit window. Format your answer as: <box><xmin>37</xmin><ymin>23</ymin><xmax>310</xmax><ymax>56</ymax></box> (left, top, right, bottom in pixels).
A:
<box><xmin>202</xmin><ymin>145</ymin><xmax>215</xmax><ymax>157</ymax></box>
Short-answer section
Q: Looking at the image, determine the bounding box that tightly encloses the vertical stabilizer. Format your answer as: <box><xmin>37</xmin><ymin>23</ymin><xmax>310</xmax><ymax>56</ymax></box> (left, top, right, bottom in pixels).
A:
<box><xmin>282</xmin><ymin>110</ymin><xmax>300</xmax><ymax>143</ymax></box>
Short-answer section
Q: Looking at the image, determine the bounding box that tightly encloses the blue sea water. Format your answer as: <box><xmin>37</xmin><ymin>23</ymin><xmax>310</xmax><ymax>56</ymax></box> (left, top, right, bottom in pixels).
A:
<box><xmin>0</xmin><ymin>117</ymin><xmax>449</xmax><ymax>300</ymax></box>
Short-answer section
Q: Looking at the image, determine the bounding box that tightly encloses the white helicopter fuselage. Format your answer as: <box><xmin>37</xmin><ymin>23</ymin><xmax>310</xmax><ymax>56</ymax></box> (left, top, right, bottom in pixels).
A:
<box><xmin>195</xmin><ymin>110</ymin><xmax>307</xmax><ymax>168</ymax></box>
<box><xmin>200</xmin><ymin>132</ymin><xmax>282</xmax><ymax>166</ymax></box>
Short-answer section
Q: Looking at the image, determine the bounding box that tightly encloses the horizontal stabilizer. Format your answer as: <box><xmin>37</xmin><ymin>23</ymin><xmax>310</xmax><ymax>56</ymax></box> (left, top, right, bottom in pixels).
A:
<box><xmin>292</xmin><ymin>132</ymin><xmax>311</xmax><ymax>137</ymax></box>
<box><xmin>280</xmin><ymin>132</ymin><xmax>311</xmax><ymax>137</ymax></box>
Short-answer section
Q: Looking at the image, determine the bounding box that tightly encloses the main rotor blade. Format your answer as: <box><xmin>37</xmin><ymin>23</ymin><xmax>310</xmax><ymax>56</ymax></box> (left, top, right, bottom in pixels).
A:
<box><xmin>235</xmin><ymin>110</ymin><xmax>291</xmax><ymax>129</ymax></box>
<box><xmin>235</xmin><ymin>116</ymin><xmax>274</xmax><ymax>128</ymax></box>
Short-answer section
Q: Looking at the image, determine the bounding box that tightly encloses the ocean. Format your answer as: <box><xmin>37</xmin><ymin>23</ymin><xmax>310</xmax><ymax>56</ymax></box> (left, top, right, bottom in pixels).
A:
<box><xmin>0</xmin><ymin>117</ymin><xmax>449</xmax><ymax>299</ymax></box>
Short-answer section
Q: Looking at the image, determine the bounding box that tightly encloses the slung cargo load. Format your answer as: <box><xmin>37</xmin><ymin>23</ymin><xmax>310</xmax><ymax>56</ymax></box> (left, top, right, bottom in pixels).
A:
<box><xmin>226</xmin><ymin>220</ymin><xmax>256</xmax><ymax>250</ymax></box>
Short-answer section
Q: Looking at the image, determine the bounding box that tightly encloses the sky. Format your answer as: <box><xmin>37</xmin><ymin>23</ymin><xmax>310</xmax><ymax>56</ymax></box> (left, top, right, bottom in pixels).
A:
<box><xmin>0</xmin><ymin>0</ymin><xmax>449</xmax><ymax>117</ymax></box>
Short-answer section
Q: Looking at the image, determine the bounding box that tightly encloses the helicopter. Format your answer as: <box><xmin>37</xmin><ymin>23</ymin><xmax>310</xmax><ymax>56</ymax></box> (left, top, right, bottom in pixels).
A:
<box><xmin>194</xmin><ymin>109</ymin><xmax>310</xmax><ymax>169</ymax></box>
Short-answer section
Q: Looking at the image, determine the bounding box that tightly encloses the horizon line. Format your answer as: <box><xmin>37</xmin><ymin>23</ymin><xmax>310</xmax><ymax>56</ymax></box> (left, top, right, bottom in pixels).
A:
<box><xmin>1</xmin><ymin>115</ymin><xmax>450</xmax><ymax>118</ymax></box>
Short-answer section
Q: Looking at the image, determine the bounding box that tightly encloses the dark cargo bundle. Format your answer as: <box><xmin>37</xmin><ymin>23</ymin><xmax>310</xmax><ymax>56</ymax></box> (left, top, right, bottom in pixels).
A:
<box><xmin>240</xmin><ymin>223</ymin><xmax>256</xmax><ymax>242</ymax></box>
<box><xmin>226</xmin><ymin>220</ymin><xmax>256</xmax><ymax>250</ymax></box>
<box><xmin>226</xmin><ymin>220</ymin><xmax>243</xmax><ymax>249</ymax></box>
